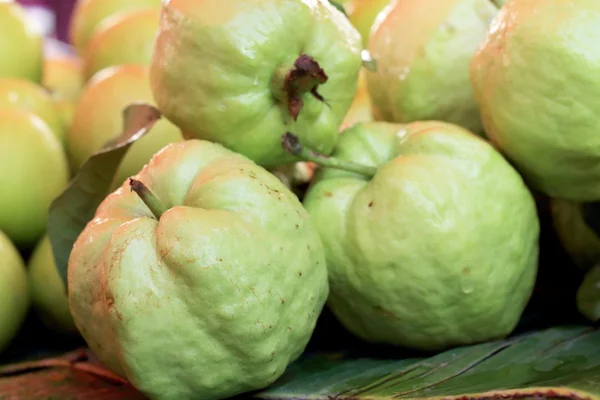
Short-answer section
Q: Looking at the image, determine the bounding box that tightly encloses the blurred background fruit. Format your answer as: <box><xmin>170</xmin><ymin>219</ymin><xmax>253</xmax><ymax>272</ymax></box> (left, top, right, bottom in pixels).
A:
<box><xmin>366</xmin><ymin>0</ymin><xmax>498</xmax><ymax>135</ymax></box>
<box><xmin>69</xmin><ymin>0</ymin><xmax>161</xmax><ymax>56</ymax></box>
<box><xmin>344</xmin><ymin>0</ymin><xmax>391</xmax><ymax>48</ymax></box>
<box><xmin>83</xmin><ymin>7</ymin><xmax>160</xmax><ymax>80</ymax></box>
<box><xmin>42</xmin><ymin>54</ymin><xmax>84</xmax><ymax>129</ymax></box>
<box><xmin>0</xmin><ymin>2</ymin><xmax>43</xmax><ymax>82</ymax></box>
<box><xmin>0</xmin><ymin>230</ymin><xmax>30</xmax><ymax>355</ymax></box>
<box><xmin>340</xmin><ymin>70</ymin><xmax>373</xmax><ymax>131</ymax></box>
<box><xmin>0</xmin><ymin>109</ymin><xmax>70</xmax><ymax>248</ymax></box>
<box><xmin>27</xmin><ymin>235</ymin><xmax>79</xmax><ymax>336</ymax></box>
<box><xmin>0</xmin><ymin>78</ymin><xmax>66</xmax><ymax>145</ymax></box>
<box><xmin>67</xmin><ymin>64</ymin><xmax>183</xmax><ymax>189</ymax></box>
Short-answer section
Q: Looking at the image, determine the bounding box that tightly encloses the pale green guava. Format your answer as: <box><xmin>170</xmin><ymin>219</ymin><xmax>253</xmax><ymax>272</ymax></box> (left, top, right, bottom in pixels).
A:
<box><xmin>577</xmin><ymin>264</ymin><xmax>600</xmax><ymax>323</ymax></box>
<box><xmin>365</xmin><ymin>0</ymin><xmax>498</xmax><ymax>135</ymax></box>
<box><xmin>293</xmin><ymin>120</ymin><xmax>539</xmax><ymax>351</ymax></box>
<box><xmin>68</xmin><ymin>139</ymin><xmax>329</xmax><ymax>400</ymax></box>
<box><xmin>551</xmin><ymin>199</ymin><xmax>600</xmax><ymax>271</ymax></box>
<box><xmin>470</xmin><ymin>0</ymin><xmax>600</xmax><ymax>201</ymax></box>
<box><xmin>0</xmin><ymin>230</ymin><xmax>29</xmax><ymax>354</ymax></box>
<box><xmin>0</xmin><ymin>2</ymin><xmax>43</xmax><ymax>82</ymax></box>
<box><xmin>28</xmin><ymin>235</ymin><xmax>78</xmax><ymax>335</ymax></box>
<box><xmin>150</xmin><ymin>0</ymin><xmax>363</xmax><ymax>167</ymax></box>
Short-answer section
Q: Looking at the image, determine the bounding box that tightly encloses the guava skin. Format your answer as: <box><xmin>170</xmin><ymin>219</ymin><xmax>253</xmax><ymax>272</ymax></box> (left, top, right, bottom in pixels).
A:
<box><xmin>0</xmin><ymin>230</ymin><xmax>29</xmax><ymax>354</ymax></box>
<box><xmin>150</xmin><ymin>0</ymin><xmax>363</xmax><ymax>168</ymax></box>
<box><xmin>577</xmin><ymin>264</ymin><xmax>600</xmax><ymax>323</ymax></box>
<box><xmin>302</xmin><ymin>121</ymin><xmax>539</xmax><ymax>351</ymax></box>
<box><xmin>0</xmin><ymin>109</ymin><xmax>70</xmax><ymax>248</ymax></box>
<box><xmin>0</xmin><ymin>2</ymin><xmax>43</xmax><ymax>83</ymax></box>
<box><xmin>365</xmin><ymin>0</ymin><xmax>498</xmax><ymax>135</ymax></box>
<box><xmin>28</xmin><ymin>235</ymin><xmax>78</xmax><ymax>335</ymax></box>
<box><xmin>470</xmin><ymin>0</ymin><xmax>600</xmax><ymax>202</ymax></box>
<box><xmin>68</xmin><ymin>140</ymin><xmax>329</xmax><ymax>400</ymax></box>
<box><xmin>551</xmin><ymin>199</ymin><xmax>600</xmax><ymax>271</ymax></box>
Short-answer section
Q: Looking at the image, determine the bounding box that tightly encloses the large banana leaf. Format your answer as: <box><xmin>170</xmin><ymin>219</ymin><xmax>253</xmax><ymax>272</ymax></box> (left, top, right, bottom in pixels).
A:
<box><xmin>256</xmin><ymin>325</ymin><xmax>600</xmax><ymax>400</ymax></box>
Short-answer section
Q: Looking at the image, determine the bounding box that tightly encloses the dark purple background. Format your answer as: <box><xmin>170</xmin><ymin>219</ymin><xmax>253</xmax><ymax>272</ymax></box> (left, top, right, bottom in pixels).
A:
<box><xmin>17</xmin><ymin>0</ymin><xmax>77</xmax><ymax>42</ymax></box>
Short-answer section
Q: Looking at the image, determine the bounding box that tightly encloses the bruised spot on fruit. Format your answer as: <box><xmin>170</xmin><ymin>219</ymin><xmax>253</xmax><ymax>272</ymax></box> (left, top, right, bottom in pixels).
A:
<box><xmin>324</xmin><ymin>192</ymin><xmax>333</xmax><ymax>198</ymax></box>
<box><xmin>285</xmin><ymin>55</ymin><xmax>328</xmax><ymax>121</ymax></box>
<box><xmin>368</xmin><ymin>201</ymin><xmax>374</xmax><ymax>207</ymax></box>
<box><xmin>463</xmin><ymin>267</ymin><xmax>471</xmax><ymax>276</ymax></box>
<box><xmin>295</xmin><ymin>224</ymin><xmax>299</xmax><ymax>229</ymax></box>
<box><xmin>298</xmin><ymin>271</ymin><xmax>303</xmax><ymax>277</ymax></box>
<box><xmin>373</xmin><ymin>306</ymin><xmax>399</xmax><ymax>320</ymax></box>
<box><xmin>280</xmin><ymin>297</ymin><xmax>285</xmax><ymax>304</ymax></box>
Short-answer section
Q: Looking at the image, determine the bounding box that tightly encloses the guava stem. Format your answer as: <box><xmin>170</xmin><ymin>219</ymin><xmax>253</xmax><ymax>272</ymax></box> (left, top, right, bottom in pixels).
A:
<box><xmin>281</xmin><ymin>133</ymin><xmax>377</xmax><ymax>178</ymax></box>
<box><xmin>129</xmin><ymin>178</ymin><xmax>168</xmax><ymax>220</ymax></box>
<box><xmin>271</xmin><ymin>54</ymin><xmax>328</xmax><ymax>121</ymax></box>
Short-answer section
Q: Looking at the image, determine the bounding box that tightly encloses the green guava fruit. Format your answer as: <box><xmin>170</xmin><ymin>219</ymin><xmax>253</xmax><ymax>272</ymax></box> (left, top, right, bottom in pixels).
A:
<box><xmin>286</xmin><ymin>120</ymin><xmax>539</xmax><ymax>351</ymax></box>
<box><xmin>0</xmin><ymin>78</ymin><xmax>65</xmax><ymax>146</ymax></box>
<box><xmin>83</xmin><ymin>8</ymin><xmax>160</xmax><ymax>80</ymax></box>
<box><xmin>365</xmin><ymin>0</ymin><xmax>498</xmax><ymax>135</ymax></box>
<box><xmin>576</xmin><ymin>264</ymin><xmax>600</xmax><ymax>323</ymax></box>
<box><xmin>150</xmin><ymin>0</ymin><xmax>363</xmax><ymax>168</ymax></box>
<box><xmin>470</xmin><ymin>0</ymin><xmax>600</xmax><ymax>202</ymax></box>
<box><xmin>67</xmin><ymin>65</ymin><xmax>183</xmax><ymax>188</ymax></box>
<box><xmin>340</xmin><ymin>69</ymin><xmax>373</xmax><ymax>131</ymax></box>
<box><xmin>345</xmin><ymin>0</ymin><xmax>391</xmax><ymax>47</ymax></box>
<box><xmin>43</xmin><ymin>56</ymin><xmax>85</xmax><ymax>129</ymax></box>
<box><xmin>69</xmin><ymin>0</ymin><xmax>161</xmax><ymax>55</ymax></box>
<box><xmin>68</xmin><ymin>139</ymin><xmax>329</xmax><ymax>400</ymax></box>
<box><xmin>0</xmin><ymin>109</ymin><xmax>70</xmax><ymax>248</ymax></box>
<box><xmin>0</xmin><ymin>230</ymin><xmax>30</xmax><ymax>354</ymax></box>
<box><xmin>0</xmin><ymin>2</ymin><xmax>43</xmax><ymax>83</ymax></box>
<box><xmin>551</xmin><ymin>199</ymin><xmax>600</xmax><ymax>271</ymax></box>
<box><xmin>28</xmin><ymin>235</ymin><xmax>78</xmax><ymax>335</ymax></box>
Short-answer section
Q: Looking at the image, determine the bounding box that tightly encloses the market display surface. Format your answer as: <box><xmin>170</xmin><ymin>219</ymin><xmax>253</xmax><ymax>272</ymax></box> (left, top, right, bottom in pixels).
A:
<box><xmin>1</xmin><ymin>0</ymin><xmax>600</xmax><ymax>399</ymax></box>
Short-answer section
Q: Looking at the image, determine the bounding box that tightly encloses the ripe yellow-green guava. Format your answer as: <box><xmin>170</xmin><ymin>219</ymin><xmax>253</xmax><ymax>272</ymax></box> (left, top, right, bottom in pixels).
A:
<box><xmin>28</xmin><ymin>235</ymin><xmax>78</xmax><ymax>335</ymax></box>
<box><xmin>67</xmin><ymin>65</ymin><xmax>183</xmax><ymax>188</ymax></box>
<box><xmin>0</xmin><ymin>78</ymin><xmax>65</xmax><ymax>146</ymax></box>
<box><xmin>470</xmin><ymin>0</ymin><xmax>600</xmax><ymax>201</ymax></box>
<box><xmin>0</xmin><ymin>230</ymin><xmax>29</xmax><ymax>354</ymax></box>
<box><xmin>83</xmin><ymin>8</ymin><xmax>160</xmax><ymax>80</ymax></box>
<box><xmin>0</xmin><ymin>109</ymin><xmax>70</xmax><ymax>248</ymax></box>
<box><xmin>150</xmin><ymin>0</ymin><xmax>363</xmax><ymax>167</ymax></box>
<box><xmin>365</xmin><ymin>0</ymin><xmax>498</xmax><ymax>134</ymax></box>
<box><xmin>287</xmin><ymin>120</ymin><xmax>539</xmax><ymax>351</ymax></box>
<box><xmin>68</xmin><ymin>139</ymin><xmax>329</xmax><ymax>400</ymax></box>
<box><xmin>69</xmin><ymin>0</ymin><xmax>161</xmax><ymax>55</ymax></box>
<box><xmin>0</xmin><ymin>2</ymin><xmax>43</xmax><ymax>82</ymax></box>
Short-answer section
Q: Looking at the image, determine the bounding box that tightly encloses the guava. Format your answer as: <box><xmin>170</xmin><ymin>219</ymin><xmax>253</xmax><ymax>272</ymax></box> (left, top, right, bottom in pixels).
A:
<box><xmin>0</xmin><ymin>109</ymin><xmax>70</xmax><ymax>248</ymax></box>
<box><xmin>576</xmin><ymin>264</ymin><xmax>600</xmax><ymax>323</ymax></box>
<box><xmin>0</xmin><ymin>2</ymin><xmax>43</xmax><ymax>82</ymax></box>
<box><xmin>0</xmin><ymin>78</ymin><xmax>66</xmax><ymax>145</ymax></box>
<box><xmin>340</xmin><ymin>69</ymin><xmax>373</xmax><ymax>131</ymax></box>
<box><xmin>67</xmin><ymin>65</ymin><xmax>183</xmax><ymax>189</ymax></box>
<box><xmin>365</xmin><ymin>0</ymin><xmax>498</xmax><ymax>135</ymax></box>
<box><xmin>345</xmin><ymin>0</ymin><xmax>391</xmax><ymax>47</ymax></box>
<box><xmin>43</xmin><ymin>56</ymin><xmax>84</xmax><ymax>103</ymax></box>
<box><xmin>69</xmin><ymin>0</ymin><xmax>161</xmax><ymax>56</ymax></box>
<box><xmin>43</xmin><ymin>56</ymin><xmax>84</xmax><ymax>129</ymax></box>
<box><xmin>83</xmin><ymin>8</ymin><xmax>160</xmax><ymax>80</ymax></box>
<box><xmin>150</xmin><ymin>0</ymin><xmax>363</xmax><ymax>168</ymax></box>
<box><xmin>470</xmin><ymin>0</ymin><xmax>600</xmax><ymax>201</ymax></box>
<box><xmin>551</xmin><ymin>199</ymin><xmax>600</xmax><ymax>271</ymax></box>
<box><xmin>27</xmin><ymin>235</ymin><xmax>78</xmax><ymax>335</ymax></box>
<box><xmin>0</xmin><ymin>230</ymin><xmax>29</xmax><ymax>354</ymax></box>
<box><xmin>68</xmin><ymin>139</ymin><xmax>329</xmax><ymax>400</ymax></box>
<box><xmin>286</xmin><ymin>120</ymin><xmax>539</xmax><ymax>350</ymax></box>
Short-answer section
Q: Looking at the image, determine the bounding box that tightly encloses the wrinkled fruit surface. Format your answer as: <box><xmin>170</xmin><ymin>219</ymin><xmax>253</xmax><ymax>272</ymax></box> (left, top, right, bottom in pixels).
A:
<box><xmin>366</xmin><ymin>0</ymin><xmax>497</xmax><ymax>134</ymax></box>
<box><xmin>150</xmin><ymin>0</ymin><xmax>363</xmax><ymax>167</ymax></box>
<box><xmin>303</xmin><ymin>121</ymin><xmax>539</xmax><ymax>351</ymax></box>
<box><xmin>470</xmin><ymin>0</ymin><xmax>600</xmax><ymax>201</ymax></box>
<box><xmin>68</xmin><ymin>139</ymin><xmax>329</xmax><ymax>400</ymax></box>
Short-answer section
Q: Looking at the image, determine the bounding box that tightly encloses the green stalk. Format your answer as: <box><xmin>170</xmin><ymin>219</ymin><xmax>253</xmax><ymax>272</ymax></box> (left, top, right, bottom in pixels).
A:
<box><xmin>129</xmin><ymin>178</ymin><xmax>168</xmax><ymax>220</ymax></box>
<box><xmin>281</xmin><ymin>133</ymin><xmax>377</xmax><ymax>179</ymax></box>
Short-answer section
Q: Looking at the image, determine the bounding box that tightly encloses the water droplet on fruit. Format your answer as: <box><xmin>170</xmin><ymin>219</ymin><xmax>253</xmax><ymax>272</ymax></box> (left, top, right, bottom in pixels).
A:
<box><xmin>461</xmin><ymin>280</ymin><xmax>475</xmax><ymax>294</ymax></box>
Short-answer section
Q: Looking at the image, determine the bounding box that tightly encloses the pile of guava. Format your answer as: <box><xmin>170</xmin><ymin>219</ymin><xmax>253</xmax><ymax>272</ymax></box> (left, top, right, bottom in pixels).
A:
<box><xmin>2</xmin><ymin>0</ymin><xmax>600</xmax><ymax>399</ymax></box>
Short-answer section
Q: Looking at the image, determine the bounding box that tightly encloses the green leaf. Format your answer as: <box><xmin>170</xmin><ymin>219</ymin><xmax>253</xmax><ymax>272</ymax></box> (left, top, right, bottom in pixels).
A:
<box><xmin>582</xmin><ymin>202</ymin><xmax>600</xmax><ymax>238</ymax></box>
<box><xmin>47</xmin><ymin>103</ymin><xmax>162</xmax><ymax>292</ymax></box>
<box><xmin>257</xmin><ymin>326</ymin><xmax>600</xmax><ymax>400</ymax></box>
